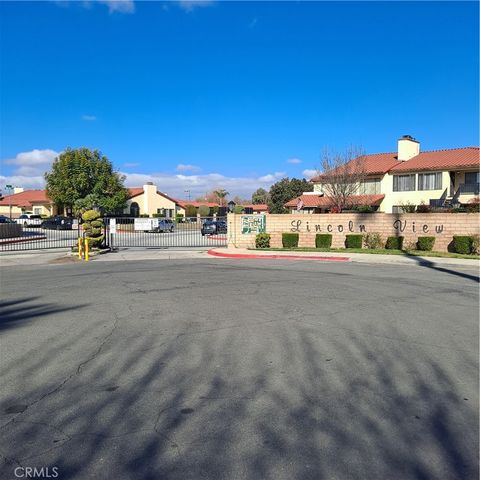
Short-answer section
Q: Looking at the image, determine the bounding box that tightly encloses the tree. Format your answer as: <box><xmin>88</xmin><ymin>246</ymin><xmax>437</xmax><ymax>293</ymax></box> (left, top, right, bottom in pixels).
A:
<box><xmin>232</xmin><ymin>195</ymin><xmax>248</xmax><ymax>205</ymax></box>
<box><xmin>251</xmin><ymin>188</ymin><xmax>269</xmax><ymax>205</ymax></box>
<box><xmin>185</xmin><ymin>204</ymin><xmax>197</xmax><ymax>217</ymax></box>
<box><xmin>268</xmin><ymin>178</ymin><xmax>313</xmax><ymax>213</ymax></box>
<box><xmin>198</xmin><ymin>205</ymin><xmax>210</xmax><ymax>216</ymax></box>
<box><xmin>316</xmin><ymin>146</ymin><xmax>367</xmax><ymax>211</ymax></box>
<box><xmin>196</xmin><ymin>191</ymin><xmax>219</xmax><ymax>204</ymax></box>
<box><xmin>214</xmin><ymin>189</ymin><xmax>229</xmax><ymax>207</ymax></box>
<box><xmin>45</xmin><ymin>148</ymin><xmax>129</xmax><ymax>214</ymax></box>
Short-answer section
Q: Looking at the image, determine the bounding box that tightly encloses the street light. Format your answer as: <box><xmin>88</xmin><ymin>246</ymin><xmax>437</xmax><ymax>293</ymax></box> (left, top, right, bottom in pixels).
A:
<box><xmin>5</xmin><ymin>184</ymin><xmax>13</xmax><ymax>219</ymax></box>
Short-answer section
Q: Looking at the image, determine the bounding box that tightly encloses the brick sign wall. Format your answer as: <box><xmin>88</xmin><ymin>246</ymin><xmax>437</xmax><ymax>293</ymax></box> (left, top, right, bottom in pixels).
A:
<box><xmin>227</xmin><ymin>213</ymin><xmax>480</xmax><ymax>252</ymax></box>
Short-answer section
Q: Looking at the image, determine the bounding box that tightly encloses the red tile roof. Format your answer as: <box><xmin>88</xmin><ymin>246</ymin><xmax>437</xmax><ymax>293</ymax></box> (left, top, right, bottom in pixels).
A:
<box><xmin>311</xmin><ymin>147</ymin><xmax>480</xmax><ymax>180</ymax></box>
<box><xmin>285</xmin><ymin>194</ymin><xmax>384</xmax><ymax>208</ymax></box>
<box><xmin>390</xmin><ymin>147</ymin><xmax>479</xmax><ymax>172</ymax></box>
<box><xmin>128</xmin><ymin>188</ymin><xmax>144</xmax><ymax>198</ymax></box>
<box><xmin>0</xmin><ymin>190</ymin><xmax>51</xmax><ymax>208</ymax></box>
<box><xmin>311</xmin><ymin>153</ymin><xmax>402</xmax><ymax>181</ymax></box>
<box><xmin>241</xmin><ymin>204</ymin><xmax>269</xmax><ymax>211</ymax></box>
<box><xmin>175</xmin><ymin>200</ymin><xmax>220</xmax><ymax>208</ymax></box>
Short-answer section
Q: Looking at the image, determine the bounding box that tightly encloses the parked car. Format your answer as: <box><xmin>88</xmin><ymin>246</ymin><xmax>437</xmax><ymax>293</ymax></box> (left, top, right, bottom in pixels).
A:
<box><xmin>0</xmin><ymin>215</ymin><xmax>16</xmax><ymax>224</ymax></box>
<box><xmin>16</xmin><ymin>214</ymin><xmax>43</xmax><ymax>227</ymax></box>
<box><xmin>152</xmin><ymin>218</ymin><xmax>175</xmax><ymax>233</ymax></box>
<box><xmin>201</xmin><ymin>220</ymin><xmax>227</xmax><ymax>236</ymax></box>
<box><xmin>40</xmin><ymin>216</ymin><xmax>74</xmax><ymax>230</ymax></box>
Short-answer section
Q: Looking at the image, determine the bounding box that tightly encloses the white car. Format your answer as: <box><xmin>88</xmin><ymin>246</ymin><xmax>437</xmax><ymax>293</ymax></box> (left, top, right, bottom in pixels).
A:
<box><xmin>16</xmin><ymin>214</ymin><xmax>43</xmax><ymax>227</ymax></box>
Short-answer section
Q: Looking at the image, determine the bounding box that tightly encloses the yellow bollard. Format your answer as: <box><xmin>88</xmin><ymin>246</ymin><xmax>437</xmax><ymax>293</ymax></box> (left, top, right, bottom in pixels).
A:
<box><xmin>85</xmin><ymin>238</ymin><xmax>89</xmax><ymax>262</ymax></box>
<box><xmin>78</xmin><ymin>237</ymin><xmax>83</xmax><ymax>260</ymax></box>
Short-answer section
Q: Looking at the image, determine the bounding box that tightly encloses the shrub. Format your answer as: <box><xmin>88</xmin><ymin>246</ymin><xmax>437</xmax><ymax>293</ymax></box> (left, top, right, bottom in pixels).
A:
<box><xmin>90</xmin><ymin>220</ymin><xmax>104</xmax><ymax>228</ymax></box>
<box><xmin>386</xmin><ymin>236</ymin><xmax>404</xmax><ymax>250</ymax></box>
<box><xmin>139</xmin><ymin>213</ymin><xmax>150</xmax><ymax>218</ymax></box>
<box><xmin>417</xmin><ymin>236</ymin><xmax>435</xmax><ymax>251</ymax></box>
<box><xmin>198</xmin><ymin>205</ymin><xmax>210</xmax><ymax>217</ymax></box>
<box><xmin>345</xmin><ymin>234</ymin><xmax>363</xmax><ymax>249</ymax></box>
<box><xmin>152</xmin><ymin>213</ymin><xmax>166</xmax><ymax>218</ymax></box>
<box><xmin>467</xmin><ymin>203</ymin><xmax>480</xmax><ymax>213</ymax></box>
<box><xmin>86</xmin><ymin>234</ymin><xmax>105</xmax><ymax>248</ymax></box>
<box><xmin>355</xmin><ymin>205</ymin><xmax>374</xmax><ymax>213</ymax></box>
<box><xmin>472</xmin><ymin>234</ymin><xmax>480</xmax><ymax>255</ymax></box>
<box><xmin>452</xmin><ymin>207</ymin><xmax>467</xmax><ymax>213</ymax></box>
<box><xmin>315</xmin><ymin>234</ymin><xmax>332</xmax><ymax>249</ymax></box>
<box><xmin>416</xmin><ymin>203</ymin><xmax>431</xmax><ymax>213</ymax></box>
<box><xmin>400</xmin><ymin>202</ymin><xmax>416</xmax><ymax>213</ymax></box>
<box><xmin>452</xmin><ymin>236</ymin><xmax>473</xmax><ymax>255</ymax></box>
<box><xmin>256</xmin><ymin>233</ymin><xmax>271</xmax><ymax>249</ymax></box>
<box><xmin>364</xmin><ymin>233</ymin><xmax>383</xmax><ymax>249</ymax></box>
<box><xmin>282</xmin><ymin>233</ymin><xmax>299</xmax><ymax>248</ymax></box>
<box><xmin>82</xmin><ymin>209</ymin><xmax>100</xmax><ymax>222</ymax></box>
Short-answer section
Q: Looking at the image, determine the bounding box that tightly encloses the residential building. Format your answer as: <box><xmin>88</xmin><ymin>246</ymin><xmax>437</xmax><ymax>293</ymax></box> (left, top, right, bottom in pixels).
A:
<box><xmin>0</xmin><ymin>189</ymin><xmax>58</xmax><ymax>218</ymax></box>
<box><xmin>286</xmin><ymin>135</ymin><xmax>479</xmax><ymax>213</ymax></box>
<box><xmin>125</xmin><ymin>183</ymin><xmax>181</xmax><ymax>217</ymax></box>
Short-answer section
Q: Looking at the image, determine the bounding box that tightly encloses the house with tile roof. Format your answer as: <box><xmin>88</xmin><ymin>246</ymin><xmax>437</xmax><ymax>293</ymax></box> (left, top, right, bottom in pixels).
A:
<box><xmin>286</xmin><ymin>135</ymin><xmax>479</xmax><ymax>213</ymax></box>
<box><xmin>0</xmin><ymin>188</ymin><xmax>58</xmax><ymax>218</ymax></box>
<box><xmin>125</xmin><ymin>183</ymin><xmax>183</xmax><ymax>217</ymax></box>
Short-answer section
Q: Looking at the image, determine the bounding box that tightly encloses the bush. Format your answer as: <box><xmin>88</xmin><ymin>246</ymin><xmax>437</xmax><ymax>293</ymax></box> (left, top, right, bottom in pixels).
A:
<box><xmin>417</xmin><ymin>236</ymin><xmax>435</xmax><ymax>251</ymax></box>
<box><xmin>355</xmin><ymin>205</ymin><xmax>374</xmax><ymax>213</ymax></box>
<box><xmin>345</xmin><ymin>234</ymin><xmax>363</xmax><ymax>249</ymax></box>
<box><xmin>416</xmin><ymin>203</ymin><xmax>431</xmax><ymax>213</ymax></box>
<box><xmin>472</xmin><ymin>234</ymin><xmax>480</xmax><ymax>255</ymax></box>
<box><xmin>255</xmin><ymin>233</ymin><xmax>271</xmax><ymax>249</ymax></box>
<box><xmin>282</xmin><ymin>233</ymin><xmax>299</xmax><ymax>248</ymax></box>
<box><xmin>90</xmin><ymin>220</ymin><xmax>104</xmax><ymax>228</ymax></box>
<box><xmin>315</xmin><ymin>234</ymin><xmax>332</xmax><ymax>249</ymax></box>
<box><xmin>198</xmin><ymin>205</ymin><xmax>210</xmax><ymax>217</ymax></box>
<box><xmin>364</xmin><ymin>233</ymin><xmax>383</xmax><ymax>249</ymax></box>
<box><xmin>400</xmin><ymin>202</ymin><xmax>416</xmax><ymax>213</ymax></box>
<box><xmin>452</xmin><ymin>207</ymin><xmax>467</xmax><ymax>213</ymax></box>
<box><xmin>452</xmin><ymin>236</ymin><xmax>473</xmax><ymax>255</ymax></box>
<box><xmin>139</xmin><ymin>213</ymin><xmax>150</xmax><ymax>218</ymax></box>
<box><xmin>86</xmin><ymin>234</ymin><xmax>105</xmax><ymax>248</ymax></box>
<box><xmin>386</xmin><ymin>236</ymin><xmax>404</xmax><ymax>250</ymax></box>
<box><xmin>82</xmin><ymin>209</ymin><xmax>100</xmax><ymax>222</ymax></box>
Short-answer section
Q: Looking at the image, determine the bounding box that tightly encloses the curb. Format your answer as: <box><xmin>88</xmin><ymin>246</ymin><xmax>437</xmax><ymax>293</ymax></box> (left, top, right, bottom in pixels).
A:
<box><xmin>207</xmin><ymin>249</ymin><xmax>350</xmax><ymax>262</ymax></box>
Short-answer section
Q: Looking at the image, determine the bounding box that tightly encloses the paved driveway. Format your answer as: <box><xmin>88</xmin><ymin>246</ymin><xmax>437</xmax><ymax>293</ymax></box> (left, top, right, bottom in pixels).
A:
<box><xmin>0</xmin><ymin>259</ymin><xmax>478</xmax><ymax>479</ymax></box>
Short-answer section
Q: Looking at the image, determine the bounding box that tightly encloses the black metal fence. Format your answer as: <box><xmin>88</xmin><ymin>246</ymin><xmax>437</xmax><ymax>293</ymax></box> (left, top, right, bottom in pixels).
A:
<box><xmin>0</xmin><ymin>222</ymin><xmax>81</xmax><ymax>252</ymax></box>
<box><xmin>106</xmin><ymin>216</ymin><xmax>228</xmax><ymax>248</ymax></box>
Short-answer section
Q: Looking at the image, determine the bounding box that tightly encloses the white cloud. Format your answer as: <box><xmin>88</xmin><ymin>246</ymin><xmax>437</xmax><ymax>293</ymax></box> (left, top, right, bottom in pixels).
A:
<box><xmin>97</xmin><ymin>0</ymin><xmax>135</xmax><ymax>13</ymax></box>
<box><xmin>176</xmin><ymin>0</ymin><xmax>214</xmax><ymax>12</ymax></box>
<box><xmin>287</xmin><ymin>158</ymin><xmax>302</xmax><ymax>164</ymax></box>
<box><xmin>176</xmin><ymin>163</ymin><xmax>201</xmax><ymax>172</ymax></box>
<box><xmin>0</xmin><ymin>175</ymin><xmax>46</xmax><ymax>190</ymax></box>
<box><xmin>81</xmin><ymin>114</ymin><xmax>97</xmax><ymax>121</ymax></box>
<box><xmin>302</xmin><ymin>169</ymin><xmax>318</xmax><ymax>180</ymax></box>
<box><xmin>4</xmin><ymin>149</ymin><xmax>59</xmax><ymax>167</ymax></box>
<box><xmin>120</xmin><ymin>171</ymin><xmax>285</xmax><ymax>198</ymax></box>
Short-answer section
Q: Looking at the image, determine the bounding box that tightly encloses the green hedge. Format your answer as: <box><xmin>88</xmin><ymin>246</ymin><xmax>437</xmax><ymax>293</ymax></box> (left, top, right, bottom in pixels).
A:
<box><xmin>282</xmin><ymin>233</ymin><xmax>299</xmax><ymax>248</ymax></box>
<box><xmin>417</xmin><ymin>236</ymin><xmax>435</xmax><ymax>251</ymax></box>
<box><xmin>315</xmin><ymin>234</ymin><xmax>332</xmax><ymax>249</ymax></box>
<box><xmin>345</xmin><ymin>234</ymin><xmax>363</xmax><ymax>249</ymax></box>
<box><xmin>255</xmin><ymin>233</ymin><xmax>271</xmax><ymax>249</ymax></box>
<box><xmin>452</xmin><ymin>236</ymin><xmax>473</xmax><ymax>255</ymax></box>
<box><xmin>386</xmin><ymin>236</ymin><xmax>404</xmax><ymax>250</ymax></box>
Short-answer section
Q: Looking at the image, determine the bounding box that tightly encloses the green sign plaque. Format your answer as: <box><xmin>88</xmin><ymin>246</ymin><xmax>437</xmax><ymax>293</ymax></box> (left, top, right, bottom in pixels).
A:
<box><xmin>241</xmin><ymin>215</ymin><xmax>266</xmax><ymax>234</ymax></box>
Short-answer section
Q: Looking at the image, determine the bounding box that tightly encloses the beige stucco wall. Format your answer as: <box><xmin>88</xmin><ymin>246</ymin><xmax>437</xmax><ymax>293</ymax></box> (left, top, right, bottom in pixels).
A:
<box><xmin>0</xmin><ymin>203</ymin><xmax>54</xmax><ymax>218</ymax></box>
<box><xmin>227</xmin><ymin>213</ymin><xmax>480</xmax><ymax>252</ymax></box>
<box><xmin>124</xmin><ymin>185</ymin><xmax>178</xmax><ymax>216</ymax></box>
<box><xmin>380</xmin><ymin>171</ymin><xmax>451</xmax><ymax>212</ymax></box>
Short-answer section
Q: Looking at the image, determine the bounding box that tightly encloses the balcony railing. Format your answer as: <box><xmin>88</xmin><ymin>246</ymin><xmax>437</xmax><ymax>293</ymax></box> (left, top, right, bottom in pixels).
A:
<box><xmin>457</xmin><ymin>183</ymin><xmax>480</xmax><ymax>195</ymax></box>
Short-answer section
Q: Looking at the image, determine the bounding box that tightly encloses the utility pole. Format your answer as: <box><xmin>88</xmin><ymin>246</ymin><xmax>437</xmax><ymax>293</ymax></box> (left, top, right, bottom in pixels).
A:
<box><xmin>184</xmin><ymin>190</ymin><xmax>191</xmax><ymax>201</ymax></box>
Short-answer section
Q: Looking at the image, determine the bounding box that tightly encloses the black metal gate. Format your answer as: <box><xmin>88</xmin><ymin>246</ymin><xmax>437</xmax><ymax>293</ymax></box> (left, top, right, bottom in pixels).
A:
<box><xmin>0</xmin><ymin>223</ymin><xmax>81</xmax><ymax>252</ymax></box>
<box><xmin>105</xmin><ymin>216</ymin><xmax>228</xmax><ymax>249</ymax></box>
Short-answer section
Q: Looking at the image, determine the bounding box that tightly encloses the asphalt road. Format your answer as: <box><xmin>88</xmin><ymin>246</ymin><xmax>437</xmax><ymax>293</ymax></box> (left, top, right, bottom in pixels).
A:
<box><xmin>0</xmin><ymin>259</ymin><xmax>478</xmax><ymax>480</ymax></box>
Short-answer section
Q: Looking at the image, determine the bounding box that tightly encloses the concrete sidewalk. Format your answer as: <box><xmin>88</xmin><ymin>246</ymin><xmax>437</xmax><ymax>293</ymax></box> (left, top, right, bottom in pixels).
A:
<box><xmin>208</xmin><ymin>247</ymin><xmax>480</xmax><ymax>269</ymax></box>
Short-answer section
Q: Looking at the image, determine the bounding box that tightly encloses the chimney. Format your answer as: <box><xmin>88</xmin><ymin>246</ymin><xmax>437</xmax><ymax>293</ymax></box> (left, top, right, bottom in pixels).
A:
<box><xmin>397</xmin><ymin>135</ymin><xmax>420</xmax><ymax>161</ymax></box>
<box><xmin>143</xmin><ymin>182</ymin><xmax>156</xmax><ymax>215</ymax></box>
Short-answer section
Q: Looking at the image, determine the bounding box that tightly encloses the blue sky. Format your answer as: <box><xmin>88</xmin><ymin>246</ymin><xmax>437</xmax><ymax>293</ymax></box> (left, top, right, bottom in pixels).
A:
<box><xmin>1</xmin><ymin>0</ymin><xmax>478</xmax><ymax>199</ymax></box>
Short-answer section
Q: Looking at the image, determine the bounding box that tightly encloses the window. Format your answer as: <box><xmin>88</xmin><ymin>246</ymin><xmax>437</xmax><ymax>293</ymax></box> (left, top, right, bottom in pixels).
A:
<box><xmin>393</xmin><ymin>174</ymin><xmax>416</xmax><ymax>192</ymax></box>
<box><xmin>465</xmin><ymin>172</ymin><xmax>480</xmax><ymax>184</ymax></box>
<box><xmin>418</xmin><ymin>172</ymin><xmax>442</xmax><ymax>190</ymax></box>
<box><xmin>33</xmin><ymin>207</ymin><xmax>42</xmax><ymax>215</ymax></box>
<box><xmin>359</xmin><ymin>179</ymin><xmax>381</xmax><ymax>194</ymax></box>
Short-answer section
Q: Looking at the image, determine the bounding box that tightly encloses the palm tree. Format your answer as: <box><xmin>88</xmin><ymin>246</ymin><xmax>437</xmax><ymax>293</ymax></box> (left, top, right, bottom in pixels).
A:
<box><xmin>214</xmin><ymin>189</ymin><xmax>229</xmax><ymax>207</ymax></box>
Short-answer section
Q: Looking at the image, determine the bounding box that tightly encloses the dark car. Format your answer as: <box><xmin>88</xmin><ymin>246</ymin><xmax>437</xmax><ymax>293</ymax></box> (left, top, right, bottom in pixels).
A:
<box><xmin>41</xmin><ymin>216</ymin><xmax>74</xmax><ymax>230</ymax></box>
<box><xmin>201</xmin><ymin>220</ymin><xmax>227</xmax><ymax>236</ymax></box>
<box><xmin>0</xmin><ymin>215</ymin><xmax>16</xmax><ymax>224</ymax></box>
<box><xmin>152</xmin><ymin>218</ymin><xmax>175</xmax><ymax>233</ymax></box>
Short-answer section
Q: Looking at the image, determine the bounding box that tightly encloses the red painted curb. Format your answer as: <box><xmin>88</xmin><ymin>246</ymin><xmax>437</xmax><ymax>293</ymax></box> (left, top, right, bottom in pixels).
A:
<box><xmin>207</xmin><ymin>249</ymin><xmax>349</xmax><ymax>262</ymax></box>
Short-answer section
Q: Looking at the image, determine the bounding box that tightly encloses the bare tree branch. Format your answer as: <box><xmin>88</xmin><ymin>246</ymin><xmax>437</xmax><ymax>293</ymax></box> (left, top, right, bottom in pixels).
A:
<box><xmin>316</xmin><ymin>146</ymin><xmax>367</xmax><ymax>211</ymax></box>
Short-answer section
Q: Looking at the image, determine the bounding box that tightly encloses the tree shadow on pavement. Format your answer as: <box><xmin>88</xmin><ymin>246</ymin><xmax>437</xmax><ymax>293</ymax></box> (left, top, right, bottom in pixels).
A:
<box><xmin>0</xmin><ymin>298</ymin><xmax>85</xmax><ymax>332</ymax></box>
<box><xmin>0</xmin><ymin>295</ymin><xmax>478</xmax><ymax>479</ymax></box>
